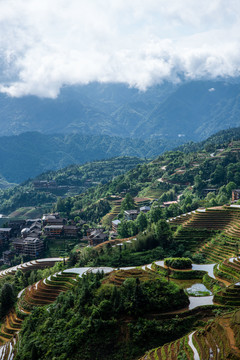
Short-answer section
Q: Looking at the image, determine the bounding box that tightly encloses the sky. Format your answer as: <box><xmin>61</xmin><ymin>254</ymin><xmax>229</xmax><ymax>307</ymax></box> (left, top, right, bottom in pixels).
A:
<box><xmin>0</xmin><ymin>0</ymin><xmax>240</xmax><ymax>98</ymax></box>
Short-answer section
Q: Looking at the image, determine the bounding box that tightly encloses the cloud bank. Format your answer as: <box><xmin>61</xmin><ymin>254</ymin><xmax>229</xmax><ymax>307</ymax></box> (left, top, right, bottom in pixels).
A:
<box><xmin>0</xmin><ymin>0</ymin><xmax>240</xmax><ymax>98</ymax></box>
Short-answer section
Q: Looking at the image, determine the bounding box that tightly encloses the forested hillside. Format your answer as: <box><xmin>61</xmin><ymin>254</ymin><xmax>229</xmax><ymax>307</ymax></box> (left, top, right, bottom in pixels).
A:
<box><xmin>2</xmin><ymin>127</ymin><xmax>240</xmax><ymax>218</ymax></box>
<box><xmin>54</xmin><ymin>130</ymin><xmax>240</xmax><ymax>224</ymax></box>
<box><xmin>1</xmin><ymin>127</ymin><xmax>240</xmax><ymax>359</ymax></box>
<box><xmin>0</xmin><ymin>157</ymin><xmax>144</xmax><ymax>215</ymax></box>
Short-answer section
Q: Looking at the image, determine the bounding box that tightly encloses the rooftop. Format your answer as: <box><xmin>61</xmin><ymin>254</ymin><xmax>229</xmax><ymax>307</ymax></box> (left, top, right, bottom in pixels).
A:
<box><xmin>44</xmin><ymin>225</ymin><xmax>63</xmax><ymax>229</ymax></box>
<box><xmin>112</xmin><ymin>220</ymin><xmax>121</xmax><ymax>225</ymax></box>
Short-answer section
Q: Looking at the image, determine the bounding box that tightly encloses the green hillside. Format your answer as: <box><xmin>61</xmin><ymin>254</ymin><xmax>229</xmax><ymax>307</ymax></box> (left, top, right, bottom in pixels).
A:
<box><xmin>54</xmin><ymin>129</ymin><xmax>240</xmax><ymax>225</ymax></box>
<box><xmin>0</xmin><ymin>157</ymin><xmax>144</xmax><ymax>216</ymax></box>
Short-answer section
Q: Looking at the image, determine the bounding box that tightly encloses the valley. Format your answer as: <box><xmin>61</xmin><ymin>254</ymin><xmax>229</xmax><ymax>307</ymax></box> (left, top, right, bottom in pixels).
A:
<box><xmin>0</xmin><ymin>128</ymin><xmax>240</xmax><ymax>358</ymax></box>
<box><xmin>2</xmin><ymin>1</ymin><xmax>240</xmax><ymax>358</ymax></box>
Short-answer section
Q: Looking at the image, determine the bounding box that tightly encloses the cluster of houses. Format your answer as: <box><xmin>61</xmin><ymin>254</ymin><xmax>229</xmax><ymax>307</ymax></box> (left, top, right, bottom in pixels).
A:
<box><xmin>3</xmin><ymin>188</ymin><xmax>238</xmax><ymax>266</ymax></box>
<box><xmin>111</xmin><ymin>206</ymin><xmax>151</xmax><ymax>233</ymax></box>
<box><xmin>0</xmin><ymin>213</ymin><xmax>81</xmax><ymax>266</ymax></box>
<box><xmin>83</xmin><ymin>228</ymin><xmax>108</xmax><ymax>246</ymax></box>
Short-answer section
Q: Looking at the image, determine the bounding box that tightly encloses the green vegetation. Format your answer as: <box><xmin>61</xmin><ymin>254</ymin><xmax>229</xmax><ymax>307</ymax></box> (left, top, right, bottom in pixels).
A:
<box><xmin>15</xmin><ymin>270</ymin><xmax>191</xmax><ymax>360</ymax></box>
<box><xmin>141</xmin><ymin>309</ymin><xmax>240</xmax><ymax>360</ymax></box>
<box><xmin>2</xmin><ymin>127</ymin><xmax>240</xmax><ymax>358</ymax></box>
<box><xmin>2</xmin><ymin>127</ymin><xmax>240</xmax><ymax>221</ymax></box>
<box><xmin>0</xmin><ymin>131</ymin><xmax>184</xmax><ymax>184</ymax></box>
<box><xmin>46</xmin><ymin>129</ymin><xmax>240</xmax><ymax>227</ymax></box>
<box><xmin>164</xmin><ymin>257</ymin><xmax>192</xmax><ymax>269</ymax></box>
<box><xmin>0</xmin><ymin>262</ymin><xmax>65</xmax><ymax>325</ymax></box>
<box><xmin>0</xmin><ymin>157</ymin><xmax>144</xmax><ymax>216</ymax></box>
<box><xmin>75</xmin><ymin>231</ymin><xmax>172</xmax><ymax>268</ymax></box>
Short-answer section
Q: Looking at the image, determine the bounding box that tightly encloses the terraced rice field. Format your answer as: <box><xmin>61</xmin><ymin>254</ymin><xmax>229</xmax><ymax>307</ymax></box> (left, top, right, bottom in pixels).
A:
<box><xmin>170</xmin><ymin>208</ymin><xmax>240</xmax><ymax>263</ymax></box>
<box><xmin>101</xmin><ymin>199</ymin><xmax>122</xmax><ymax>226</ymax></box>
<box><xmin>0</xmin><ymin>271</ymin><xmax>77</xmax><ymax>348</ymax></box>
<box><xmin>94</xmin><ymin>235</ymin><xmax>137</xmax><ymax>249</ymax></box>
<box><xmin>215</xmin><ymin>257</ymin><xmax>240</xmax><ymax>283</ymax></box>
<box><xmin>103</xmin><ymin>207</ymin><xmax>240</xmax><ymax>261</ymax></box>
<box><xmin>0</xmin><ymin>258</ymin><xmax>64</xmax><ymax>278</ymax></box>
<box><xmin>3</xmin><ymin>205</ymin><xmax>240</xmax><ymax>360</ymax></box>
<box><xmin>214</xmin><ymin>283</ymin><xmax>240</xmax><ymax>306</ymax></box>
<box><xmin>140</xmin><ymin>312</ymin><xmax>240</xmax><ymax>360</ymax></box>
<box><xmin>103</xmin><ymin>268</ymin><xmax>159</xmax><ymax>286</ymax></box>
<box><xmin>0</xmin><ymin>266</ymin><xmax>113</xmax><ymax>358</ymax></box>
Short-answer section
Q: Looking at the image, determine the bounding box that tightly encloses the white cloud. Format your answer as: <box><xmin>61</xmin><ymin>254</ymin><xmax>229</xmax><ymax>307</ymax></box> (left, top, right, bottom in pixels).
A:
<box><xmin>0</xmin><ymin>0</ymin><xmax>240</xmax><ymax>97</ymax></box>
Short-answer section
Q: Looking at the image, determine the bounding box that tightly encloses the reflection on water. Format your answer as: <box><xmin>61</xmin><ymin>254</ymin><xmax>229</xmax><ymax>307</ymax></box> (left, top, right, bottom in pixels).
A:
<box><xmin>188</xmin><ymin>332</ymin><xmax>200</xmax><ymax>360</ymax></box>
<box><xmin>172</xmin><ymin>278</ymin><xmax>204</xmax><ymax>289</ymax></box>
<box><xmin>189</xmin><ymin>295</ymin><xmax>213</xmax><ymax>310</ymax></box>
<box><xmin>186</xmin><ymin>283</ymin><xmax>212</xmax><ymax>296</ymax></box>
<box><xmin>192</xmin><ymin>263</ymin><xmax>216</xmax><ymax>279</ymax></box>
<box><xmin>154</xmin><ymin>261</ymin><xmax>216</xmax><ymax>279</ymax></box>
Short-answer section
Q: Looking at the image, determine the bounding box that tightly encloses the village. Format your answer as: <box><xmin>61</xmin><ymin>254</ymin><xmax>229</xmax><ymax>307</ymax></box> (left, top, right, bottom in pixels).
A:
<box><xmin>0</xmin><ymin>200</ymin><xmax>157</xmax><ymax>267</ymax></box>
<box><xmin>0</xmin><ymin>186</ymin><xmax>239</xmax><ymax>268</ymax></box>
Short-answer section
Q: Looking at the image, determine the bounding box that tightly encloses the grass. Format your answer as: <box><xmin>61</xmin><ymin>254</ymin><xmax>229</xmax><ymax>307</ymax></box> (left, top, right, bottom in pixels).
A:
<box><xmin>138</xmin><ymin>186</ymin><xmax>165</xmax><ymax>199</ymax></box>
<box><xmin>8</xmin><ymin>204</ymin><xmax>52</xmax><ymax>219</ymax></box>
<box><xmin>44</xmin><ymin>236</ymin><xmax>79</xmax><ymax>257</ymax></box>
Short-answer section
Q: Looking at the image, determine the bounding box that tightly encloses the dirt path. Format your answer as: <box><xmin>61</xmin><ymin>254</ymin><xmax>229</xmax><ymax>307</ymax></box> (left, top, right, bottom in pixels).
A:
<box><xmin>215</xmin><ymin>275</ymin><xmax>231</xmax><ymax>287</ymax></box>
<box><xmin>219</xmin><ymin>316</ymin><xmax>240</xmax><ymax>357</ymax></box>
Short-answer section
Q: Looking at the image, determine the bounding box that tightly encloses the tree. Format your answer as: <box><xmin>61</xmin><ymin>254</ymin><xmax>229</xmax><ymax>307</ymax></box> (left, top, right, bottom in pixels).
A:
<box><xmin>154</xmin><ymin>219</ymin><xmax>172</xmax><ymax>249</ymax></box>
<box><xmin>210</xmin><ymin>164</ymin><xmax>225</xmax><ymax>185</ymax></box>
<box><xmin>148</xmin><ymin>204</ymin><xmax>162</xmax><ymax>224</ymax></box>
<box><xmin>136</xmin><ymin>212</ymin><xmax>148</xmax><ymax>232</ymax></box>
<box><xmin>118</xmin><ymin>221</ymin><xmax>130</xmax><ymax>238</ymax></box>
<box><xmin>121</xmin><ymin>193</ymin><xmax>135</xmax><ymax>211</ymax></box>
<box><xmin>0</xmin><ymin>283</ymin><xmax>15</xmax><ymax>316</ymax></box>
<box><xmin>226</xmin><ymin>181</ymin><xmax>237</xmax><ymax>197</ymax></box>
<box><xmin>128</xmin><ymin>221</ymin><xmax>138</xmax><ymax>236</ymax></box>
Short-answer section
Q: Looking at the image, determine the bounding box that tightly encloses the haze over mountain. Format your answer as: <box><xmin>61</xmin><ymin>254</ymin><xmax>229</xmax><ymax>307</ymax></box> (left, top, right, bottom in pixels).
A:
<box><xmin>1</xmin><ymin>1</ymin><xmax>240</xmax><ymax>185</ymax></box>
<box><xmin>1</xmin><ymin>2</ymin><xmax>240</xmax><ymax>154</ymax></box>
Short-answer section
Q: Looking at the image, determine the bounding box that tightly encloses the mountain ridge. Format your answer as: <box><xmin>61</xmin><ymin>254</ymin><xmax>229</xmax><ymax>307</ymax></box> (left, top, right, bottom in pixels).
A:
<box><xmin>0</xmin><ymin>80</ymin><xmax>240</xmax><ymax>140</ymax></box>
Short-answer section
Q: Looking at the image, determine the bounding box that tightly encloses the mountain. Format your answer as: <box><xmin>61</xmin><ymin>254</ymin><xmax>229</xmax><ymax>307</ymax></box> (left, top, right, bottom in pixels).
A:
<box><xmin>52</xmin><ymin>126</ymin><xmax>240</xmax><ymax>225</ymax></box>
<box><xmin>0</xmin><ymin>80</ymin><xmax>240</xmax><ymax>141</ymax></box>
<box><xmin>0</xmin><ymin>157</ymin><xmax>145</xmax><ymax>216</ymax></box>
<box><xmin>0</xmin><ymin>82</ymin><xmax>175</xmax><ymax>137</ymax></box>
<box><xmin>1</xmin><ymin>126</ymin><xmax>240</xmax><ymax>216</ymax></box>
<box><xmin>0</xmin><ymin>132</ymin><xmax>186</xmax><ymax>183</ymax></box>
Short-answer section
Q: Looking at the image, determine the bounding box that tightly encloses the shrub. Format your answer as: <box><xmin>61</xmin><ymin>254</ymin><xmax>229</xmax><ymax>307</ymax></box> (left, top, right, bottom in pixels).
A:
<box><xmin>164</xmin><ymin>257</ymin><xmax>192</xmax><ymax>269</ymax></box>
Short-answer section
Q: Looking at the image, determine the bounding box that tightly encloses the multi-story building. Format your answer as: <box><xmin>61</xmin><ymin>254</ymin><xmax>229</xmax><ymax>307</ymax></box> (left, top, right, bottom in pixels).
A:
<box><xmin>44</xmin><ymin>225</ymin><xmax>63</xmax><ymax>237</ymax></box>
<box><xmin>112</xmin><ymin>220</ymin><xmax>121</xmax><ymax>232</ymax></box>
<box><xmin>63</xmin><ymin>225</ymin><xmax>79</xmax><ymax>237</ymax></box>
<box><xmin>124</xmin><ymin>210</ymin><xmax>139</xmax><ymax>221</ymax></box>
<box><xmin>84</xmin><ymin>228</ymin><xmax>108</xmax><ymax>246</ymax></box>
<box><xmin>12</xmin><ymin>237</ymin><xmax>44</xmax><ymax>258</ymax></box>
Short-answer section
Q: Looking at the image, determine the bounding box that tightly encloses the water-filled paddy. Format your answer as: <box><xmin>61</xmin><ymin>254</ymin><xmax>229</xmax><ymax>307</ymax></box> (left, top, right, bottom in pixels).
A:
<box><xmin>186</xmin><ymin>283</ymin><xmax>212</xmax><ymax>297</ymax></box>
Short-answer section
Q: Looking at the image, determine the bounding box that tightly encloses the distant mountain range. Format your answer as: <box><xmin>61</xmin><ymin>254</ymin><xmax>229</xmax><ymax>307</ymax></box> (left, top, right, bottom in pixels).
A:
<box><xmin>1</xmin><ymin>79</ymin><xmax>240</xmax><ymax>184</ymax></box>
<box><xmin>0</xmin><ymin>132</ymin><xmax>186</xmax><ymax>184</ymax></box>
<box><xmin>0</xmin><ymin>79</ymin><xmax>240</xmax><ymax>140</ymax></box>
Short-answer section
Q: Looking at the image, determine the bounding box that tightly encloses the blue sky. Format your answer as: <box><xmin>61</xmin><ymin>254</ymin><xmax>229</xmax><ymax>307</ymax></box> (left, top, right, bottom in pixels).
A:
<box><xmin>0</xmin><ymin>0</ymin><xmax>240</xmax><ymax>97</ymax></box>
